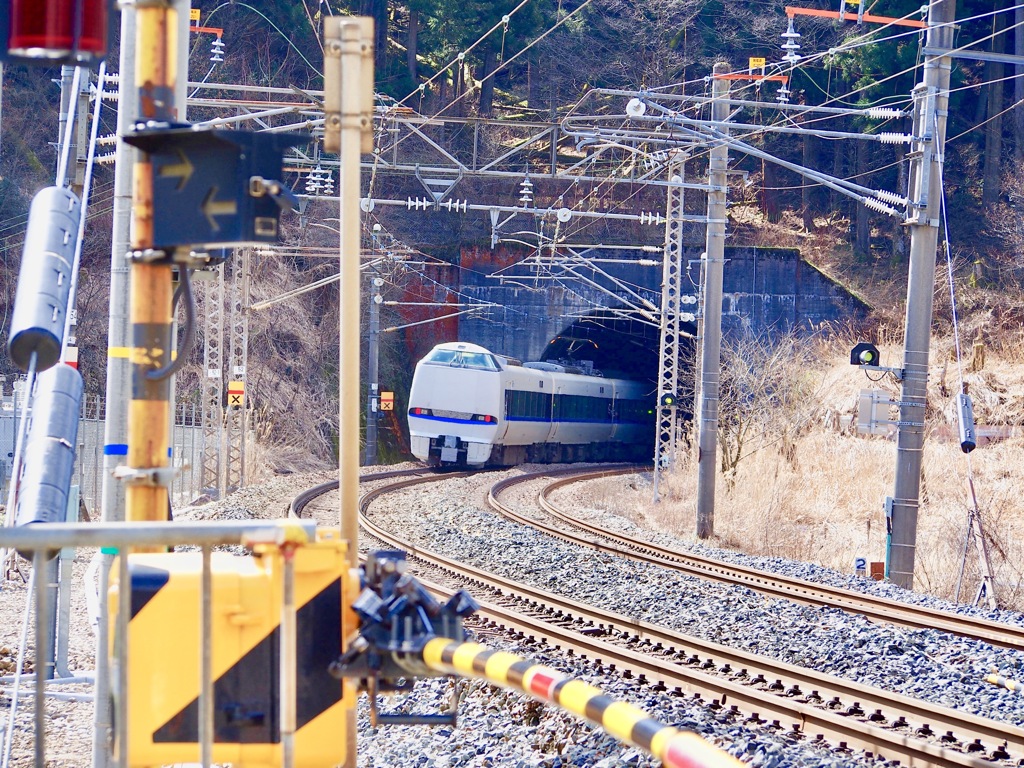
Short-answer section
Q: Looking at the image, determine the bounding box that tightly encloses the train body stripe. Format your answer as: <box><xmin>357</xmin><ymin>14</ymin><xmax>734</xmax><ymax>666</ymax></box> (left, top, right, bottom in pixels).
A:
<box><xmin>409</xmin><ymin>414</ymin><xmax>499</xmax><ymax>427</ymax></box>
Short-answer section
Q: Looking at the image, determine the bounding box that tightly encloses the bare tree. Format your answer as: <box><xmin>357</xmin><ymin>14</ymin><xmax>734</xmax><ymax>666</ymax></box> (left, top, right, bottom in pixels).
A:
<box><xmin>716</xmin><ymin>331</ymin><xmax>821</xmax><ymax>482</ymax></box>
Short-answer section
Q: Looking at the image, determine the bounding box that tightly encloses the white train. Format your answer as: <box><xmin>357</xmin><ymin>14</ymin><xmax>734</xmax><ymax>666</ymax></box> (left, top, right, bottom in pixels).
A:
<box><xmin>407</xmin><ymin>342</ymin><xmax>654</xmax><ymax>467</ymax></box>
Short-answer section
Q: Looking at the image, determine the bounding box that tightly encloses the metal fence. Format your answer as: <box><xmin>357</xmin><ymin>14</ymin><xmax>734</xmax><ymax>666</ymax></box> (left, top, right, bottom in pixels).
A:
<box><xmin>0</xmin><ymin>390</ymin><xmax>206</xmax><ymax>517</ymax></box>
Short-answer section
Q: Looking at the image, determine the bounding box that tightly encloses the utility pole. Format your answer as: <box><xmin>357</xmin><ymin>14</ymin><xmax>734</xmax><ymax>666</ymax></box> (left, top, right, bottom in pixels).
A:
<box><xmin>694</xmin><ymin>63</ymin><xmax>730</xmax><ymax>539</ymax></box>
<box><xmin>364</xmin><ymin>274</ymin><xmax>382</xmax><ymax>465</ymax></box>
<box><xmin>652</xmin><ymin>151</ymin><xmax>687</xmax><ymax>500</ymax></box>
<box><xmin>226</xmin><ymin>248</ymin><xmax>251</xmax><ymax>491</ymax></box>
<box><xmin>888</xmin><ymin>0</ymin><xmax>955</xmax><ymax>590</ymax></box>
<box><xmin>324</xmin><ymin>17</ymin><xmax>374</xmax><ymax>768</ymax></box>
<box><xmin>201</xmin><ymin>264</ymin><xmax>225</xmax><ymax>498</ymax></box>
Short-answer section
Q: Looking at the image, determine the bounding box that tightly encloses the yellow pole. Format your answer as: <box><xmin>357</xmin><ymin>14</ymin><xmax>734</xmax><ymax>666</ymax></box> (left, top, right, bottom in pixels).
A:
<box><xmin>126</xmin><ymin>0</ymin><xmax>178</xmax><ymax>533</ymax></box>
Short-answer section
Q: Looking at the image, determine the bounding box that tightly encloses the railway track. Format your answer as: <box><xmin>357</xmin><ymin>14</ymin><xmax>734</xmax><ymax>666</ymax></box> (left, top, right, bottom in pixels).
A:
<box><xmin>294</xmin><ymin>469</ymin><xmax>1022</xmax><ymax>768</ymax></box>
<box><xmin>488</xmin><ymin>466</ymin><xmax>1024</xmax><ymax>653</ymax></box>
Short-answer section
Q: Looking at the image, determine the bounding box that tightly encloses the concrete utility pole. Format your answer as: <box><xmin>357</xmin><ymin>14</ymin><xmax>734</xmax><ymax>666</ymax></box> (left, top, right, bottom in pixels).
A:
<box><xmin>694</xmin><ymin>63</ymin><xmax>730</xmax><ymax>539</ymax></box>
<box><xmin>888</xmin><ymin>0</ymin><xmax>956</xmax><ymax>590</ymax></box>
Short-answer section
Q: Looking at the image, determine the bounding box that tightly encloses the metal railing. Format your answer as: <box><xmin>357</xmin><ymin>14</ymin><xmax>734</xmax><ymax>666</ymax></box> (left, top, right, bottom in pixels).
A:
<box><xmin>0</xmin><ymin>393</ymin><xmax>206</xmax><ymax>517</ymax></box>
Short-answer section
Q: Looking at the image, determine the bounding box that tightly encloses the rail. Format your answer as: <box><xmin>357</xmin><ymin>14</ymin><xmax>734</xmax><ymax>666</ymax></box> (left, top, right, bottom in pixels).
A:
<box><xmin>306</xmin><ymin>469</ymin><xmax>1020</xmax><ymax>768</ymax></box>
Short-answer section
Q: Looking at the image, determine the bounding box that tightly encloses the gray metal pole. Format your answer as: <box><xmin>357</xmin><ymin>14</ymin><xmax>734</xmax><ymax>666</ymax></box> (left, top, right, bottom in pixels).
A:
<box><xmin>694</xmin><ymin>63</ymin><xmax>730</xmax><ymax>539</ymax></box>
<box><xmin>888</xmin><ymin>0</ymin><xmax>956</xmax><ymax>590</ymax></box>
<box><xmin>94</xmin><ymin>6</ymin><xmax>137</xmax><ymax>765</ymax></box>
<box><xmin>364</xmin><ymin>276</ymin><xmax>381</xmax><ymax>465</ymax></box>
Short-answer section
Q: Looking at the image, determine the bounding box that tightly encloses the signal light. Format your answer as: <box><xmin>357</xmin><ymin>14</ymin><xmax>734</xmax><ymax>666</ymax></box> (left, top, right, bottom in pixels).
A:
<box><xmin>659</xmin><ymin>393</ymin><xmax>677</xmax><ymax>407</ymax></box>
<box><xmin>1</xmin><ymin>0</ymin><xmax>113</xmax><ymax>66</ymax></box>
<box><xmin>850</xmin><ymin>342</ymin><xmax>880</xmax><ymax>367</ymax></box>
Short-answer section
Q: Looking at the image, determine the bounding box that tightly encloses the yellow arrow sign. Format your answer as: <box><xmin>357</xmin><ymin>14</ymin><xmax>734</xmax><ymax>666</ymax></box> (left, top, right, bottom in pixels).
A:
<box><xmin>158</xmin><ymin>148</ymin><xmax>194</xmax><ymax>191</ymax></box>
<box><xmin>201</xmin><ymin>186</ymin><xmax>238</xmax><ymax>232</ymax></box>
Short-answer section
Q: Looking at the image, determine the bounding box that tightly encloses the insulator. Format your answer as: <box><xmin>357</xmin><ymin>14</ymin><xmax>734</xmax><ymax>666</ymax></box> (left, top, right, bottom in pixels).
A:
<box><xmin>777</xmin><ymin>85</ymin><xmax>791</xmax><ymax>104</ymax></box>
<box><xmin>957</xmin><ymin>393</ymin><xmax>976</xmax><ymax>453</ymax></box>
<box><xmin>863</xmin><ymin>197</ymin><xmax>899</xmax><ymax>217</ymax></box>
<box><xmin>210</xmin><ymin>37</ymin><xmax>225</xmax><ymax>63</ymax></box>
<box><xmin>874</xmin><ymin>189</ymin><xmax>907</xmax><ymax>207</ymax></box>
<box><xmin>877</xmin><ymin>132</ymin><xmax>911</xmax><ymax>144</ymax></box>
<box><xmin>866</xmin><ymin>107</ymin><xmax>904</xmax><ymax>119</ymax></box>
<box><xmin>781</xmin><ymin>18</ymin><xmax>801</xmax><ymax>40</ymax></box>
<box><xmin>15</xmin><ymin>364</ymin><xmax>83</xmax><ymax>532</ymax></box>
<box><xmin>8</xmin><ymin>187</ymin><xmax>81</xmax><ymax>373</ymax></box>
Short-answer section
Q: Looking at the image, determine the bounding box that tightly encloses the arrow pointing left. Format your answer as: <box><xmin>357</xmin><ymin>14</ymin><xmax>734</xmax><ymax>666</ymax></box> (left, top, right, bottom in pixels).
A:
<box><xmin>201</xmin><ymin>186</ymin><xmax>238</xmax><ymax>232</ymax></box>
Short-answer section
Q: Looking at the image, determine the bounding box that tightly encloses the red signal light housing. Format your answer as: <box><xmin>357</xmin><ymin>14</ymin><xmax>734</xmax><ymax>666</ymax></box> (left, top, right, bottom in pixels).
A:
<box><xmin>1</xmin><ymin>0</ymin><xmax>112</xmax><ymax>66</ymax></box>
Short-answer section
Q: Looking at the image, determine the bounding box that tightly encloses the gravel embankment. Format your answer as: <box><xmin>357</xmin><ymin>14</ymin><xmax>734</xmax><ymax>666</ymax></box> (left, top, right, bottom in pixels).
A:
<box><xmin>362</xmin><ymin>470</ymin><xmax>1024</xmax><ymax>730</ymax></box>
<box><xmin>14</xmin><ymin>466</ymin><xmax>1019</xmax><ymax>767</ymax></box>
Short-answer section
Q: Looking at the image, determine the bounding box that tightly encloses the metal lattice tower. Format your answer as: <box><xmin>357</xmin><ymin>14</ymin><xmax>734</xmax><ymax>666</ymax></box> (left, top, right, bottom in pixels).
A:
<box><xmin>225</xmin><ymin>248</ymin><xmax>250</xmax><ymax>492</ymax></box>
<box><xmin>201</xmin><ymin>264</ymin><xmax>225</xmax><ymax>498</ymax></box>
<box><xmin>652</xmin><ymin>152</ymin><xmax>687</xmax><ymax>500</ymax></box>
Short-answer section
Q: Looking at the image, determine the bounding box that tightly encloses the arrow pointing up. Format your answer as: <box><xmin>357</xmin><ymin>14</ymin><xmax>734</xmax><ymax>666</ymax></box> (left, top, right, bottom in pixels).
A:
<box><xmin>201</xmin><ymin>186</ymin><xmax>238</xmax><ymax>232</ymax></box>
<box><xmin>159</xmin><ymin>148</ymin><xmax>194</xmax><ymax>190</ymax></box>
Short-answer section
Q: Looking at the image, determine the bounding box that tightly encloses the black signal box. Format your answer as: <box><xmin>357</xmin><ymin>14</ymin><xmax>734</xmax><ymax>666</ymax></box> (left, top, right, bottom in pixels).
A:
<box><xmin>850</xmin><ymin>342</ymin><xmax>880</xmax><ymax>366</ymax></box>
<box><xmin>124</xmin><ymin>126</ymin><xmax>308</xmax><ymax>250</ymax></box>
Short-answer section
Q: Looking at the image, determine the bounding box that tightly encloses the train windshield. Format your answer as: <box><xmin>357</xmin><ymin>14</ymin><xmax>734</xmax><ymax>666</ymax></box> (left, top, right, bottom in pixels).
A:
<box><xmin>425</xmin><ymin>348</ymin><xmax>500</xmax><ymax>371</ymax></box>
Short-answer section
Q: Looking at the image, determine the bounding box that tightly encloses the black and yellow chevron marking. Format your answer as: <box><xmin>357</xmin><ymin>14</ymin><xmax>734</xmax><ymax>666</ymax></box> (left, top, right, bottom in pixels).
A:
<box><xmin>113</xmin><ymin>530</ymin><xmax>357</xmax><ymax>767</ymax></box>
<box><xmin>421</xmin><ymin>639</ymin><xmax>744</xmax><ymax>768</ymax></box>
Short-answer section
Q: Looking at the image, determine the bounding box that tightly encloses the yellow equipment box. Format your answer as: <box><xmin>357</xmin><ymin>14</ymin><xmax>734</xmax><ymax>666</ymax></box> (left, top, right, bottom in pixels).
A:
<box><xmin>109</xmin><ymin>528</ymin><xmax>357</xmax><ymax>767</ymax></box>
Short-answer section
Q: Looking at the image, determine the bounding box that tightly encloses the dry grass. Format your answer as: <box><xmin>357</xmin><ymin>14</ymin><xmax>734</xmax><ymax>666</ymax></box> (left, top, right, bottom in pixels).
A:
<box><xmin>602</xmin><ymin>340</ymin><xmax>1024</xmax><ymax>610</ymax></box>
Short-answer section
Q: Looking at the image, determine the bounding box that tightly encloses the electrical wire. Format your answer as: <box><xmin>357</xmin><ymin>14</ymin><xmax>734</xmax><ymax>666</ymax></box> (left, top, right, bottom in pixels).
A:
<box><xmin>145</xmin><ymin>267</ymin><xmax>196</xmax><ymax>382</ymax></box>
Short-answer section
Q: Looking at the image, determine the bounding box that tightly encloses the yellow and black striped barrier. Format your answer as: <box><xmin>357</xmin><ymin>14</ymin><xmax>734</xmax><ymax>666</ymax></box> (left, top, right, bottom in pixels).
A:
<box><xmin>984</xmin><ymin>672</ymin><xmax>1024</xmax><ymax>693</ymax></box>
<box><xmin>408</xmin><ymin>639</ymin><xmax>744</xmax><ymax>768</ymax></box>
<box><xmin>110</xmin><ymin>527</ymin><xmax>359</xmax><ymax>767</ymax></box>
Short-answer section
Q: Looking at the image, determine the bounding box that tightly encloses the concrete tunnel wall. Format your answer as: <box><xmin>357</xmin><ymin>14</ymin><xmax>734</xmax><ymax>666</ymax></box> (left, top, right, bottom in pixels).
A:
<box><xmin>454</xmin><ymin>245</ymin><xmax>869</xmax><ymax>365</ymax></box>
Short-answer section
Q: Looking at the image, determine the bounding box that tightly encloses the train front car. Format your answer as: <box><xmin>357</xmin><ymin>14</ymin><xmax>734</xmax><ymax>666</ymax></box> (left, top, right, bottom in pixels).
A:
<box><xmin>408</xmin><ymin>342</ymin><xmax>505</xmax><ymax>467</ymax></box>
